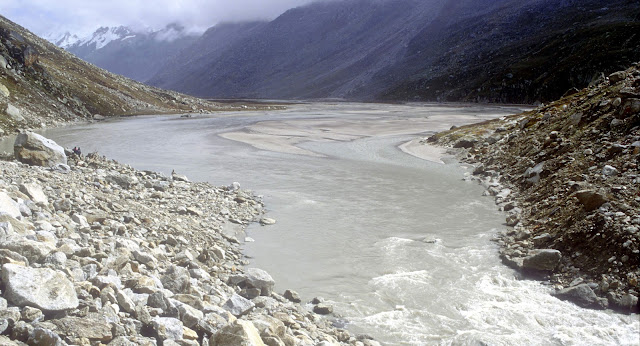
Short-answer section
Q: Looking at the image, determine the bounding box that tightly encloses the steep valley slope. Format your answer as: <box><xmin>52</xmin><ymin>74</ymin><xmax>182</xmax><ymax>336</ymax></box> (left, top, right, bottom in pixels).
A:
<box><xmin>429</xmin><ymin>65</ymin><xmax>640</xmax><ymax>313</ymax></box>
<box><xmin>145</xmin><ymin>0</ymin><xmax>639</xmax><ymax>103</ymax></box>
<box><xmin>0</xmin><ymin>15</ymin><xmax>263</xmax><ymax>137</ymax></box>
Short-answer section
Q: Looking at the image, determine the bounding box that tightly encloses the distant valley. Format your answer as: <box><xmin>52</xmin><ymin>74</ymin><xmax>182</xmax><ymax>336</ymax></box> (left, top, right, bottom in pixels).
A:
<box><xmin>52</xmin><ymin>0</ymin><xmax>640</xmax><ymax>104</ymax></box>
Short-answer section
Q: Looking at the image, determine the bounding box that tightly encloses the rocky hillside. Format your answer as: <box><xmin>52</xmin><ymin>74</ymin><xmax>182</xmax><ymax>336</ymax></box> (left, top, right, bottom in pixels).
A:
<box><xmin>61</xmin><ymin>24</ymin><xmax>199</xmax><ymax>83</ymax></box>
<box><xmin>0</xmin><ymin>15</ymin><xmax>262</xmax><ymax>138</ymax></box>
<box><xmin>145</xmin><ymin>0</ymin><xmax>639</xmax><ymax>103</ymax></box>
<box><xmin>0</xmin><ymin>132</ymin><xmax>364</xmax><ymax>345</ymax></box>
<box><xmin>381</xmin><ymin>0</ymin><xmax>640</xmax><ymax>103</ymax></box>
<box><xmin>428</xmin><ymin>64</ymin><xmax>640</xmax><ymax>313</ymax></box>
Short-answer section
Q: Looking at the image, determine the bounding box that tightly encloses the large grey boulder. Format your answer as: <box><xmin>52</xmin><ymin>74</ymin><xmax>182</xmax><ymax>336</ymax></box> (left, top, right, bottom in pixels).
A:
<box><xmin>522</xmin><ymin>249</ymin><xmax>562</xmax><ymax>271</ymax></box>
<box><xmin>14</xmin><ymin>132</ymin><xmax>67</xmax><ymax>167</ymax></box>
<box><xmin>0</xmin><ymin>239</ymin><xmax>55</xmax><ymax>263</ymax></box>
<box><xmin>210</xmin><ymin>320</ymin><xmax>266</xmax><ymax>346</ymax></box>
<box><xmin>245</xmin><ymin>268</ymin><xmax>275</xmax><ymax>296</ymax></box>
<box><xmin>223</xmin><ymin>294</ymin><xmax>255</xmax><ymax>317</ymax></box>
<box><xmin>554</xmin><ymin>284</ymin><xmax>607</xmax><ymax>309</ymax></box>
<box><xmin>2</xmin><ymin>263</ymin><xmax>78</xmax><ymax>312</ymax></box>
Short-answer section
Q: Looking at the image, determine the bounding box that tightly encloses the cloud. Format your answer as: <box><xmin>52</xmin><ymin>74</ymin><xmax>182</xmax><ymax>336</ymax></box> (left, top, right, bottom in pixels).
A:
<box><xmin>0</xmin><ymin>0</ymin><xmax>317</xmax><ymax>37</ymax></box>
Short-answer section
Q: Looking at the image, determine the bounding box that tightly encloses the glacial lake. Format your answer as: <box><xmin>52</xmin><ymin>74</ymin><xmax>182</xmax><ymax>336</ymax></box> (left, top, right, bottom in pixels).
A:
<box><xmin>22</xmin><ymin>102</ymin><xmax>640</xmax><ymax>345</ymax></box>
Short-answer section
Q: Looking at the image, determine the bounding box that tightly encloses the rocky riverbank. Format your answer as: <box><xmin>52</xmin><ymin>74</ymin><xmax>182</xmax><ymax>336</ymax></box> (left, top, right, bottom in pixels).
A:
<box><xmin>0</xmin><ymin>132</ymin><xmax>371</xmax><ymax>345</ymax></box>
<box><xmin>428</xmin><ymin>64</ymin><xmax>640</xmax><ymax>313</ymax></box>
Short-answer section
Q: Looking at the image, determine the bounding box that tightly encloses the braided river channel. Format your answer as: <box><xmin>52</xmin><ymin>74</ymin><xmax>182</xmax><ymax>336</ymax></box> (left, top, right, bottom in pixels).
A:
<box><xmin>35</xmin><ymin>103</ymin><xmax>638</xmax><ymax>345</ymax></box>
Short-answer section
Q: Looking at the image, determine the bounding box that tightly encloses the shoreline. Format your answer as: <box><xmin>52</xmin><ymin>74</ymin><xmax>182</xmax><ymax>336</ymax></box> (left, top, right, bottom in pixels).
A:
<box><xmin>0</xmin><ymin>133</ymin><xmax>363</xmax><ymax>345</ymax></box>
<box><xmin>427</xmin><ymin>65</ymin><xmax>640</xmax><ymax>314</ymax></box>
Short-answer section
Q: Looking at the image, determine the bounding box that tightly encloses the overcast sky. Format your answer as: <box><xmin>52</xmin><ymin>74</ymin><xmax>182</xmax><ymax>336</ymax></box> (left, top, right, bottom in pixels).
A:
<box><xmin>0</xmin><ymin>0</ymin><xmax>318</xmax><ymax>38</ymax></box>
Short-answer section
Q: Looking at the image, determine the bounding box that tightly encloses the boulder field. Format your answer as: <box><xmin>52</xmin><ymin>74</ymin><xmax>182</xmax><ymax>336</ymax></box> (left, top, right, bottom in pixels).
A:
<box><xmin>0</xmin><ymin>132</ymin><xmax>371</xmax><ymax>345</ymax></box>
<box><xmin>428</xmin><ymin>64</ymin><xmax>640</xmax><ymax>313</ymax></box>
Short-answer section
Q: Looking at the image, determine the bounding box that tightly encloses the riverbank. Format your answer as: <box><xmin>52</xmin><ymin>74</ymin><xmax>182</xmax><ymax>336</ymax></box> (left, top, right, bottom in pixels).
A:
<box><xmin>427</xmin><ymin>64</ymin><xmax>640</xmax><ymax>313</ymax></box>
<box><xmin>0</xmin><ymin>134</ymin><xmax>371</xmax><ymax>345</ymax></box>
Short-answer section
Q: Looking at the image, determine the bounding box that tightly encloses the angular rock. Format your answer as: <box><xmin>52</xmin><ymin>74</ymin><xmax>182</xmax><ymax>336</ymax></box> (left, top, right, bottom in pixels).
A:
<box><xmin>152</xmin><ymin>317</ymin><xmax>184</xmax><ymax>342</ymax></box>
<box><xmin>245</xmin><ymin>268</ymin><xmax>275</xmax><ymax>296</ymax></box>
<box><xmin>14</xmin><ymin>132</ymin><xmax>67</xmax><ymax>167</ymax></box>
<box><xmin>161</xmin><ymin>265</ymin><xmax>191</xmax><ymax>294</ymax></box>
<box><xmin>0</xmin><ymin>239</ymin><xmax>55</xmax><ymax>263</ymax></box>
<box><xmin>106</xmin><ymin>173</ymin><xmax>138</xmax><ymax>189</ymax></box>
<box><xmin>20</xmin><ymin>306</ymin><xmax>43</xmax><ymax>323</ymax></box>
<box><xmin>71</xmin><ymin>214</ymin><xmax>90</xmax><ymax>229</ymax></box>
<box><xmin>522</xmin><ymin>249</ymin><xmax>561</xmax><ymax>271</ymax></box>
<box><xmin>554</xmin><ymin>284</ymin><xmax>607</xmax><ymax>309</ymax></box>
<box><xmin>574</xmin><ymin>190</ymin><xmax>607</xmax><ymax>212</ymax></box>
<box><xmin>51</xmin><ymin>316</ymin><xmax>113</xmax><ymax>343</ymax></box>
<box><xmin>28</xmin><ymin>328</ymin><xmax>64</xmax><ymax>346</ymax></box>
<box><xmin>116</xmin><ymin>290</ymin><xmax>136</xmax><ymax>314</ymax></box>
<box><xmin>283</xmin><ymin>289</ymin><xmax>301</xmax><ymax>303</ymax></box>
<box><xmin>6</xmin><ymin>104</ymin><xmax>23</xmax><ymax>122</ymax></box>
<box><xmin>19</xmin><ymin>183</ymin><xmax>48</xmax><ymax>204</ymax></box>
<box><xmin>223</xmin><ymin>294</ymin><xmax>255</xmax><ymax>317</ymax></box>
<box><xmin>2</xmin><ymin>263</ymin><xmax>79</xmax><ymax>312</ymax></box>
<box><xmin>313</xmin><ymin>303</ymin><xmax>334</xmax><ymax>315</ymax></box>
<box><xmin>0</xmin><ymin>192</ymin><xmax>20</xmax><ymax>219</ymax></box>
<box><xmin>210</xmin><ymin>320</ymin><xmax>266</xmax><ymax>346</ymax></box>
<box><xmin>177</xmin><ymin>301</ymin><xmax>204</xmax><ymax>328</ymax></box>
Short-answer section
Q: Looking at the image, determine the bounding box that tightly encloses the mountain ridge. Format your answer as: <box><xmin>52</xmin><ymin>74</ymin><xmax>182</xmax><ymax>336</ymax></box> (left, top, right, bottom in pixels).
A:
<box><xmin>146</xmin><ymin>0</ymin><xmax>639</xmax><ymax>103</ymax></box>
<box><xmin>0</xmin><ymin>15</ymin><xmax>264</xmax><ymax>137</ymax></box>
<box><xmin>55</xmin><ymin>24</ymin><xmax>200</xmax><ymax>82</ymax></box>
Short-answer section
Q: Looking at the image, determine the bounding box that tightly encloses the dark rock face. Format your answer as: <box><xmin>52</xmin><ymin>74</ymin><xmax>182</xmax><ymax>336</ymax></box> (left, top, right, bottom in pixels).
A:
<box><xmin>522</xmin><ymin>249</ymin><xmax>562</xmax><ymax>272</ymax></box>
<box><xmin>21</xmin><ymin>45</ymin><xmax>38</xmax><ymax>67</ymax></box>
<box><xmin>144</xmin><ymin>0</ymin><xmax>639</xmax><ymax>103</ymax></box>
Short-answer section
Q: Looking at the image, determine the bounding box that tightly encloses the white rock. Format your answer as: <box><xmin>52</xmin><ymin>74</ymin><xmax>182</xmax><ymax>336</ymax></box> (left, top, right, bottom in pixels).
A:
<box><xmin>2</xmin><ymin>263</ymin><xmax>79</xmax><ymax>312</ymax></box>
<box><xmin>0</xmin><ymin>192</ymin><xmax>20</xmax><ymax>218</ymax></box>
<box><xmin>602</xmin><ymin>165</ymin><xmax>618</xmax><ymax>176</ymax></box>
<box><xmin>6</xmin><ymin>104</ymin><xmax>23</xmax><ymax>122</ymax></box>
<box><xmin>14</xmin><ymin>132</ymin><xmax>67</xmax><ymax>167</ymax></box>
<box><xmin>19</xmin><ymin>183</ymin><xmax>48</xmax><ymax>204</ymax></box>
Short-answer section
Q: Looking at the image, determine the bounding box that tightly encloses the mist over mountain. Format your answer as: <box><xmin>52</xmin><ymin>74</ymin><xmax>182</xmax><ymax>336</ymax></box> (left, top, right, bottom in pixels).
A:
<box><xmin>54</xmin><ymin>24</ymin><xmax>199</xmax><ymax>82</ymax></box>
<box><xmin>52</xmin><ymin>0</ymin><xmax>640</xmax><ymax>103</ymax></box>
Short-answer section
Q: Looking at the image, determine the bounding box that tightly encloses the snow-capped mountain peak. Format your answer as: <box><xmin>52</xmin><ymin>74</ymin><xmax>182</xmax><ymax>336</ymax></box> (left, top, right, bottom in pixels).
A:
<box><xmin>85</xmin><ymin>26</ymin><xmax>136</xmax><ymax>50</ymax></box>
<box><xmin>45</xmin><ymin>31</ymin><xmax>82</xmax><ymax>48</ymax></box>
